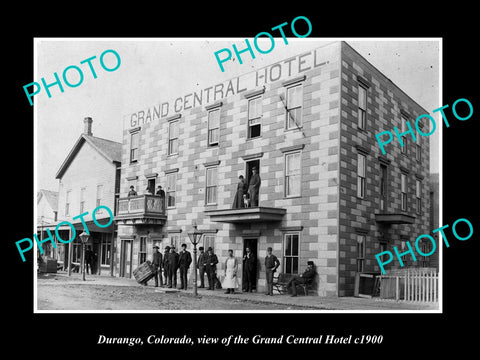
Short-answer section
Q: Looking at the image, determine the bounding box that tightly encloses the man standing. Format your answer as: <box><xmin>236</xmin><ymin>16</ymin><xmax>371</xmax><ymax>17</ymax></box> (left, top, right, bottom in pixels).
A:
<box><xmin>264</xmin><ymin>247</ymin><xmax>280</xmax><ymax>296</ymax></box>
<box><xmin>178</xmin><ymin>243</ymin><xmax>192</xmax><ymax>290</ymax></box>
<box><xmin>151</xmin><ymin>244</ymin><xmax>163</xmax><ymax>287</ymax></box>
<box><xmin>167</xmin><ymin>247</ymin><xmax>179</xmax><ymax>289</ymax></box>
<box><xmin>162</xmin><ymin>246</ymin><xmax>170</xmax><ymax>287</ymax></box>
<box><xmin>156</xmin><ymin>185</ymin><xmax>166</xmax><ymax>210</ymax></box>
<box><xmin>84</xmin><ymin>247</ymin><xmax>93</xmax><ymax>275</ymax></box>
<box><xmin>128</xmin><ymin>185</ymin><xmax>137</xmax><ymax>197</ymax></box>
<box><xmin>248</xmin><ymin>166</ymin><xmax>261</xmax><ymax>207</ymax></box>
<box><xmin>287</xmin><ymin>261</ymin><xmax>316</xmax><ymax>297</ymax></box>
<box><xmin>243</xmin><ymin>247</ymin><xmax>256</xmax><ymax>292</ymax></box>
<box><xmin>197</xmin><ymin>246</ymin><xmax>206</xmax><ymax>288</ymax></box>
<box><xmin>204</xmin><ymin>247</ymin><xmax>219</xmax><ymax>290</ymax></box>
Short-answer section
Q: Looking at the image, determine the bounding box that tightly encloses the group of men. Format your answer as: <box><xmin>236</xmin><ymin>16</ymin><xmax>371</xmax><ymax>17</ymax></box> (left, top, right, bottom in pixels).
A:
<box><xmin>147</xmin><ymin>244</ymin><xmax>221</xmax><ymax>291</ymax></box>
<box><xmin>128</xmin><ymin>185</ymin><xmax>165</xmax><ymax>197</ymax></box>
<box><xmin>146</xmin><ymin>244</ymin><xmax>317</xmax><ymax>297</ymax></box>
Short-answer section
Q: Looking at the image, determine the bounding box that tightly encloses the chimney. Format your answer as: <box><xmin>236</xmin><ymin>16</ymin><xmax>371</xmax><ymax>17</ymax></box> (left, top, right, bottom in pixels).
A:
<box><xmin>83</xmin><ymin>117</ymin><xmax>93</xmax><ymax>136</ymax></box>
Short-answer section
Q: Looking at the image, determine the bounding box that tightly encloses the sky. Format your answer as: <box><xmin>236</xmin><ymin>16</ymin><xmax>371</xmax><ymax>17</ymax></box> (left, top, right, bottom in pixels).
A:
<box><xmin>35</xmin><ymin>38</ymin><xmax>440</xmax><ymax>192</ymax></box>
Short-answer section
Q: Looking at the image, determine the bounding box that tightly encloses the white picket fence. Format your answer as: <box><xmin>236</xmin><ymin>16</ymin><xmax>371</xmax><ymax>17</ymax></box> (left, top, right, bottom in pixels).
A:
<box><xmin>378</xmin><ymin>268</ymin><xmax>438</xmax><ymax>303</ymax></box>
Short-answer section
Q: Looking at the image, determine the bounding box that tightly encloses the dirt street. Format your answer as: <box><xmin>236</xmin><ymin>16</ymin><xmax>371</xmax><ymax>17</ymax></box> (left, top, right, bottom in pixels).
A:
<box><xmin>36</xmin><ymin>274</ymin><xmax>315</xmax><ymax>311</ymax></box>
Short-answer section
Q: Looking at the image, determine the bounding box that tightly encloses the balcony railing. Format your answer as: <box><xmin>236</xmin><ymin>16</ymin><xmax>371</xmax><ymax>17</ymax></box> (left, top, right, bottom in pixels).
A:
<box><xmin>115</xmin><ymin>195</ymin><xmax>167</xmax><ymax>225</ymax></box>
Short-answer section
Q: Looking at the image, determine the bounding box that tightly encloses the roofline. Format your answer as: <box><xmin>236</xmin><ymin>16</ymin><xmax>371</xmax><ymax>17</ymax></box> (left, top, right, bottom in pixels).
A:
<box><xmin>341</xmin><ymin>41</ymin><xmax>431</xmax><ymax>115</ymax></box>
<box><xmin>55</xmin><ymin>134</ymin><xmax>121</xmax><ymax>179</ymax></box>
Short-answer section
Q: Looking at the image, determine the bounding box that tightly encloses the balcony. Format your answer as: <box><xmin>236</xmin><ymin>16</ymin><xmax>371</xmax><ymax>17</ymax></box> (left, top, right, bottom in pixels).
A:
<box><xmin>375</xmin><ymin>213</ymin><xmax>416</xmax><ymax>225</ymax></box>
<box><xmin>114</xmin><ymin>195</ymin><xmax>167</xmax><ymax>225</ymax></box>
<box><xmin>205</xmin><ymin>207</ymin><xmax>286</xmax><ymax>223</ymax></box>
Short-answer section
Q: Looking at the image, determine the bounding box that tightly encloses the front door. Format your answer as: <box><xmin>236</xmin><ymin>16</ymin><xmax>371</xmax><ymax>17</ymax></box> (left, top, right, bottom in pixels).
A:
<box><xmin>120</xmin><ymin>240</ymin><xmax>133</xmax><ymax>278</ymax></box>
<box><xmin>242</xmin><ymin>238</ymin><xmax>258</xmax><ymax>291</ymax></box>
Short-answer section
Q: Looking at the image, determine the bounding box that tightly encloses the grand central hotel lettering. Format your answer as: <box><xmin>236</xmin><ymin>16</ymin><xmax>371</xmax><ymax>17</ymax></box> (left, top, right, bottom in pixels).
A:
<box><xmin>114</xmin><ymin>41</ymin><xmax>432</xmax><ymax>297</ymax></box>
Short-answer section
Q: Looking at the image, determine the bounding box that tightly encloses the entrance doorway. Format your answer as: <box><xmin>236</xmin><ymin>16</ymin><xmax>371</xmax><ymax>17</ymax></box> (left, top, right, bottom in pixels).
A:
<box><xmin>242</xmin><ymin>238</ymin><xmax>258</xmax><ymax>291</ymax></box>
<box><xmin>245</xmin><ymin>159</ymin><xmax>260</xmax><ymax>185</ymax></box>
<box><xmin>120</xmin><ymin>239</ymin><xmax>133</xmax><ymax>278</ymax></box>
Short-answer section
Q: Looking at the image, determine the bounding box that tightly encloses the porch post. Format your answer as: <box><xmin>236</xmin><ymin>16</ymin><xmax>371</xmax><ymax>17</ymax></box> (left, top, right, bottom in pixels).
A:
<box><xmin>67</xmin><ymin>228</ymin><xmax>73</xmax><ymax>276</ymax></box>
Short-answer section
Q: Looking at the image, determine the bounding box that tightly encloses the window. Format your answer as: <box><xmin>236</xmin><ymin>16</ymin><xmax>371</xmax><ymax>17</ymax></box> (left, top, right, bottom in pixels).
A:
<box><xmin>166</xmin><ymin>172</ymin><xmax>177</xmax><ymax>208</ymax></box>
<box><xmin>286</xmin><ymin>84</ymin><xmax>303</xmax><ymax>130</ymax></box>
<box><xmin>416</xmin><ymin>179</ymin><xmax>422</xmax><ymax>215</ymax></box>
<box><xmin>419</xmin><ymin>240</ymin><xmax>430</xmax><ymax>267</ymax></box>
<box><xmin>65</xmin><ymin>190</ymin><xmax>71</xmax><ymax>216</ymax></box>
<box><xmin>283</xmin><ymin>233</ymin><xmax>299</xmax><ymax>274</ymax></box>
<box><xmin>416</xmin><ymin>132</ymin><xmax>422</xmax><ymax>162</ymax></box>
<box><xmin>357</xmin><ymin>153</ymin><xmax>366</xmax><ymax>198</ymax></box>
<box><xmin>169</xmin><ymin>233</ymin><xmax>181</xmax><ymax>250</ymax></box>
<box><xmin>203</xmin><ymin>234</ymin><xmax>215</xmax><ymax>252</ymax></box>
<box><xmin>205</xmin><ymin>167</ymin><xmax>218</xmax><ymax>205</ymax></box>
<box><xmin>130</xmin><ymin>131</ymin><xmax>139</xmax><ymax>162</ymax></box>
<box><xmin>358</xmin><ymin>85</ymin><xmax>367</xmax><ymax>130</ymax></box>
<box><xmin>208</xmin><ymin>109</ymin><xmax>220</xmax><ymax>146</ymax></box>
<box><xmin>80</xmin><ymin>187</ymin><xmax>86</xmax><ymax>213</ymax></box>
<box><xmin>139</xmin><ymin>236</ymin><xmax>147</xmax><ymax>264</ymax></box>
<box><xmin>401</xmin><ymin>116</ymin><xmax>409</xmax><ymax>154</ymax></box>
<box><xmin>401</xmin><ymin>173</ymin><xmax>407</xmax><ymax>211</ymax></box>
<box><xmin>248</xmin><ymin>96</ymin><xmax>262</xmax><ymax>138</ymax></box>
<box><xmin>356</xmin><ymin>234</ymin><xmax>366</xmax><ymax>273</ymax></box>
<box><xmin>285</xmin><ymin>151</ymin><xmax>301</xmax><ymax>197</ymax></box>
<box><xmin>380</xmin><ymin>164</ymin><xmax>387</xmax><ymax>211</ymax></box>
<box><xmin>100</xmin><ymin>237</ymin><xmax>111</xmax><ymax>266</ymax></box>
<box><xmin>168</xmin><ymin>120</ymin><xmax>179</xmax><ymax>155</ymax></box>
<box><xmin>379</xmin><ymin>242</ymin><xmax>388</xmax><ymax>264</ymax></box>
<box><xmin>96</xmin><ymin>184</ymin><xmax>103</xmax><ymax>208</ymax></box>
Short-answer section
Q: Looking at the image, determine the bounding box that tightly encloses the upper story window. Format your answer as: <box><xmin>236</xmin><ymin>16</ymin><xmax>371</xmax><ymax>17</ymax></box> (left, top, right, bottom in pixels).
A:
<box><xmin>65</xmin><ymin>190</ymin><xmax>71</xmax><ymax>216</ymax></box>
<box><xmin>286</xmin><ymin>84</ymin><xmax>303</xmax><ymax>130</ymax></box>
<box><xmin>401</xmin><ymin>115</ymin><xmax>409</xmax><ymax>155</ymax></box>
<box><xmin>401</xmin><ymin>172</ymin><xmax>408</xmax><ymax>211</ymax></box>
<box><xmin>416</xmin><ymin>131</ymin><xmax>422</xmax><ymax>162</ymax></box>
<box><xmin>80</xmin><ymin>187</ymin><xmax>86</xmax><ymax>213</ymax></box>
<box><xmin>208</xmin><ymin>109</ymin><xmax>220</xmax><ymax>146</ymax></box>
<box><xmin>416</xmin><ymin>178</ymin><xmax>422</xmax><ymax>215</ymax></box>
<box><xmin>285</xmin><ymin>151</ymin><xmax>301</xmax><ymax>197</ymax></box>
<box><xmin>166</xmin><ymin>172</ymin><xmax>177</xmax><ymax>208</ymax></box>
<box><xmin>357</xmin><ymin>153</ymin><xmax>366</xmax><ymax>199</ymax></box>
<box><xmin>130</xmin><ymin>131</ymin><xmax>139</xmax><ymax>163</ymax></box>
<box><xmin>358</xmin><ymin>85</ymin><xmax>367</xmax><ymax>130</ymax></box>
<box><xmin>380</xmin><ymin>164</ymin><xmax>388</xmax><ymax>211</ymax></box>
<box><xmin>356</xmin><ymin>234</ymin><xmax>366</xmax><ymax>273</ymax></box>
<box><xmin>248</xmin><ymin>96</ymin><xmax>262</xmax><ymax>139</ymax></box>
<box><xmin>168</xmin><ymin>120</ymin><xmax>179</xmax><ymax>155</ymax></box>
<box><xmin>205</xmin><ymin>166</ymin><xmax>218</xmax><ymax>205</ymax></box>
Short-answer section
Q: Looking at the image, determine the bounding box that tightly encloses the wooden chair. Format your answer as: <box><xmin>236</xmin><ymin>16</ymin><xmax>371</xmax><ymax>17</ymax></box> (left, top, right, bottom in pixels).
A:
<box><xmin>272</xmin><ymin>273</ymin><xmax>292</xmax><ymax>294</ymax></box>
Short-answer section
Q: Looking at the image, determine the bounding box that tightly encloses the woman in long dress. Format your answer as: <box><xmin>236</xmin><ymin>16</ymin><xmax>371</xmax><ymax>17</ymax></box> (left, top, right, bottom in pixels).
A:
<box><xmin>222</xmin><ymin>249</ymin><xmax>239</xmax><ymax>294</ymax></box>
<box><xmin>232</xmin><ymin>175</ymin><xmax>247</xmax><ymax>209</ymax></box>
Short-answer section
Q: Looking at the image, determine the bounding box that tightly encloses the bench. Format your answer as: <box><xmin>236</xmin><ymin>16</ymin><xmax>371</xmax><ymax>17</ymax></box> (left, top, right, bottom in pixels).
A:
<box><xmin>273</xmin><ymin>273</ymin><xmax>316</xmax><ymax>295</ymax></box>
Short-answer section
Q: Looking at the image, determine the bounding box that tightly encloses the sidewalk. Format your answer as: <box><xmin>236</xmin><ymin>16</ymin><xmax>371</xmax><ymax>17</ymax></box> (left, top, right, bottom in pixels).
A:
<box><xmin>37</xmin><ymin>272</ymin><xmax>439</xmax><ymax>311</ymax></box>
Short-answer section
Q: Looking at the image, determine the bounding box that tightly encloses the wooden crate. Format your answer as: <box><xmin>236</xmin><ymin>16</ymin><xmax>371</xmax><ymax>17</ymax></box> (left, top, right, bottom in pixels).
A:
<box><xmin>133</xmin><ymin>261</ymin><xmax>155</xmax><ymax>284</ymax></box>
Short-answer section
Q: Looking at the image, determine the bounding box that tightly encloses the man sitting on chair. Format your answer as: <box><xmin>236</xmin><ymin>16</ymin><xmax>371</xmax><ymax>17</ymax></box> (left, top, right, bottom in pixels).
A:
<box><xmin>287</xmin><ymin>261</ymin><xmax>316</xmax><ymax>297</ymax></box>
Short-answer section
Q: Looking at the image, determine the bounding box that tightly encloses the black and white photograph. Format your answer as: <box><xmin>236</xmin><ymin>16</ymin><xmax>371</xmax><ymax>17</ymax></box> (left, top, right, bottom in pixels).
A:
<box><xmin>33</xmin><ymin>38</ymin><xmax>441</xmax><ymax>312</ymax></box>
<box><xmin>7</xmin><ymin>7</ymin><xmax>479</xmax><ymax>356</ymax></box>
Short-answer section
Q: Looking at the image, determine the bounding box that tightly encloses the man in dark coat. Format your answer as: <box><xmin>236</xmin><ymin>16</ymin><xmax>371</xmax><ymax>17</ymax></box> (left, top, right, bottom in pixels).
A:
<box><xmin>151</xmin><ymin>244</ymin><xmax>163</xmax><ymax>287</ymax></box>
<box><xmin>128</xmin><ymin>185</ymin><xmax>137</xmax><ymax>197</ymax></box>
<box><xmin>264</xmin><ymin>247</ymin><xmax>280</xmax><ymax>296</ymax></box>
<box><xmin>232</xmin><ymin>175</ymin><xmax>247</xmax><ymax>209</ymax></box>
<box><xmin>287</xmin><ymin>261</ymin><xmax>316</xmax><ymax>297</ymax></box>
<box><xmin>178</xmin><ymin>243</ymin><xmax>192</xmax><ymax>290</ymax></box>
<box><xmin>167</xmin><ymin>247</ymin><xmax>179</xmax><ymax>288</ymax></box>
<box><xmin>243</xmin><ymin>247</ymin><xmax>256</xmax><ymax>292</ymax></box>
<box><xmin>162</xmin><ymin>246</ymin><xmax>170</xmax><ymax>287</ymax></box>
<box><xmin>248</xmin><ymin>167</ymin><xmax>261</xmax><ymax>207</ymax></box>
<box><xmin>84</xmin><ymin>247</ymin><xmax>93</xmax><ymax>274</ymax></box>
<box><xmin>197</xmin><ymin>247</ymin><xmax>206</xmax><ymax>288</ymax></box>
<box><xmin>204</xmin><ymin>247</ymin><xmax>219</xmax><ymax>290</ymax></box>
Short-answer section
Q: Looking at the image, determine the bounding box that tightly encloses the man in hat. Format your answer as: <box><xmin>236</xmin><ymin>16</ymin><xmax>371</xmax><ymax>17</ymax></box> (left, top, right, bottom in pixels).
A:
<box><xmin>178</xmin><ymin>243</ymin><xmax>192</xmax><ymax>290</ymax></box>
<box><xmin>286</xmin><ymin>261</ymin><xmax>317</xmax><ymax>297</ymax></box>
<box><xmin>264</xmin><ymin>247</ymin><xmax>280</xmax><ymax>296</ymax></box>
<box><xmin>128</xmin><ymin>185</ymin><xmax>137</xmax><ymax>197</ymax></box>
<box><xmin>197</xmin><ymin>246</ymin><xmax>206</xmax><ymax>288</ymax></box>
<box><xmin>247</xmin><ymin>166</ymin><xmax>261</xmax><ymax>207</ymax></box>
<box><xmin>204</xmin><ymin>247</ymin><xmax>219</xmax><ymax>290</ymax></box>
<box><xmin>162</xmin><ymin>246</ymin><xmax>170</xmax><ymax>287</ymax></box>
<box><xmin>151</xmin><ymin>244</ymin><xmax>163</xmax><ymax>287</ymax></box>
<box><xmin>156</xmin><ymin>185</ymin><xmax>166</xmax><ymax>210</ymax></box>
<box><xmin>243</xmin><ymin>247</ymin><xmax>256</xmax><ymax>292</ymax></box>
<box><xmin>167</xmin><ymin>246</ymin><xmax>179</xmax><ymax>288</ymax></box>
